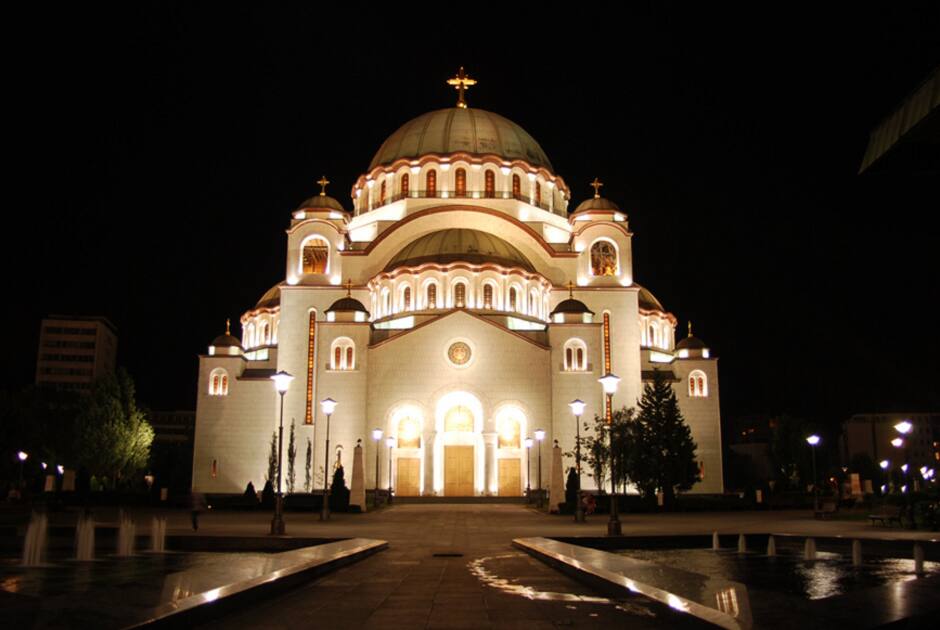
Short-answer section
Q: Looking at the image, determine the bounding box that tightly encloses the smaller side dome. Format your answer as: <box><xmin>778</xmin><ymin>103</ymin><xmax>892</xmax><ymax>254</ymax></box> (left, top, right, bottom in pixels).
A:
<box><xmin>210</xmin><ymin>319</ymin><xmax>243</xmax><ymax>356</ymax></box>
<box><xmin>676</xmin><ymin>322</ymin><xmax>709</xmax><ymax>358</ymax></box>
<box><xmin>550</xmin><ymin>298</ymin><xmax>595</xmax><ymax>316</ymax></box>
<box><xmin>296</xmin><ymin>194</ymin><xmax>347</xmax><ymax>214</ymax></box>
<box><xmin>573</xmin><ymin>196</ymin><xmax>621</xmax><ymax>213</ymax></box>
<box><xmin>296</xmin><ymin>175</ymin><xmax>348</xmax><ymax>213</ymax></box>
<box><xmin>326</xmin><ymin>296</ymin><xmax>370</xmax><ymax>315</ymax></box>
<box><xmin>637</xmin><ymin>285</ymin><xmax>665</xmax><ymax>312</ymax></box>
<box><xmin>676</xmin><ymin>335</ymin><xmax>706</xmax><ymax>351</ymax></box>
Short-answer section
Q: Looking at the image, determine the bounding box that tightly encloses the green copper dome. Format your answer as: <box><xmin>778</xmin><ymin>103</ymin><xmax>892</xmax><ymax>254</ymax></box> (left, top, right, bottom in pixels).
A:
<box><xmin>370</xmin><ymin>108</ymin><xmax>553</xmax><ymax>171</ymax></box>
<box><xmin>385</xmin><ymin>229</ymin><xmax>535</xmax><ymax>272</ymax></box>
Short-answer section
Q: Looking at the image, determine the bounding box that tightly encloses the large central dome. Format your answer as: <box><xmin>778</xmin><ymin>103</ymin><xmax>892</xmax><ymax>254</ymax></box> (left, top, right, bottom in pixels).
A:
<box><xmin>385</xmin><ymin>229</ymin><xmax>535</xmax><ymax>273</ymax></box>
<box><xmin>369</xmin><ymin>108</ymin><xmax>552</xmax><ymax>171</ymax></box>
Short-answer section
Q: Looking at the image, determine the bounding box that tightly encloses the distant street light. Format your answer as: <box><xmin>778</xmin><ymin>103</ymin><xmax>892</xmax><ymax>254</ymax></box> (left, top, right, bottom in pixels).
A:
<box><xmin>269</xmin><ymin>371</ymin><xmax>294</xmax><ymax>535</ymax></box>
<box><xmin>524</xmin><ymin>437</ymin><xmax>533</xmax><ymax>501</ymax></box>
<box><xmin>879</xmin><ymin>460</ymin><xmax>889</xmax><ymax>470</ymax></box>
<box><xmin>16</xmin><ymin>451</ymin><xmax>28</xmax><ymax>489</ymax></box>
<box><xmin>535</xmin><ymin>429</ymin><xmax>546</xmax><ymax>508</ymax></box>
<box><xmin>891</xmin><ymin>437</ymin><xmax>904</xmax><ymax>448</ymax></box>
<box><xmin>806</xmin><ymin>434</ymin><xmax>821</xmax><ymax>512</ymax></box>
<box><xmin>894</xmin><ymin>420</ymin><xmax>913</xmax><ymax>435</ymax></box>
<box><xmin>320</xmin><ymin>397</ymin><xmax>337</xmax><ymax>521</ymax></box>
<box><xmin>372</xmin><ymin>428</ymin><xmax>383</xmax><ymax>507</ymax></box>
<box><xmin>598</xmin><ymin>372</ymin><xmax>621</xmax><ymax>536</ymax></box>
<box><xmin>569</xmin><ymin>399</ymin><xmax>586</xmax><ymax>523</ymax></box>
<box><xmin>386</xmin><ymin>436</ymin><xmax>396</xmax><ymax>503</ymax></box>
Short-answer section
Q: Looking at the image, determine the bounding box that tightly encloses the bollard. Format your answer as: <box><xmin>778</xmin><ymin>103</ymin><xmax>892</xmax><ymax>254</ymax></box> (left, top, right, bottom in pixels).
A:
<box><xmin>914</xmin><ymin>543</ymin><xmax>925</xmax><ymax>576</ymax></box>
<box><xmin>804</xmin><ymin>537</ymin><xmax>817</xmax><ymax>561</ymax></box>
<box><xmin>767</xmin><ymin>535</ymin><xmax>776</xmax><ymax>556</ymax></box>
<box><xmin>712</xmin><ymin>531</ymin><xmax>720</xmax><ymax>550</ymax></box>
<box><xmin>738</xmin><ymin>534</ymin><xmax>747</xmax><ymax>553</ymax></box>
<box><xmin>852</xmin><ymin>540</ymin><xmax>862</xmax><ymax>567</ymax></box>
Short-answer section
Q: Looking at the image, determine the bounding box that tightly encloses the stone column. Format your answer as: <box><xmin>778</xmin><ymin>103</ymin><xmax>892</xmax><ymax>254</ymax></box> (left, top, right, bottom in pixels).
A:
<box><xmin>483</xmin><ymin>432</ymin><xmax>498</xmax><ymax>496</ymax></box>
<box><xmin>425</xmin><ymin>431</ymin><xmax>436</xmax><ymax>496</ymax></box>
<box><xmin>350</xmin><ymin>441</ymin><xmax>366</xmax><ymax>512</ymax></box>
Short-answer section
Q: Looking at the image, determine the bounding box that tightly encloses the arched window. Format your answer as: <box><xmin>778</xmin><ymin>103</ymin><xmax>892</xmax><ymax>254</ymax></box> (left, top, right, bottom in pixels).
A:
<box><xmin>301</xmin><ymin>236</ymin><xmax>330</xmax><ymax>274</ymax></box>
<box><xmin>402</xmin><ymin>286</ymin><xmax>411</xmax><ymax>310</ymax></box>
<box><xmin>381</xmin><ymin>289</ymin><xmax>391</xmax><ymax>317</ymax></box>
<box><xmin>401</xmin><ymin>173</ymin><xmax>409</xmax><ymax>197</ymax></box>
<box><xmin>483</xmin><ymin>283</ymin><xmax>493</xmax><ymax>309</ymax></box>
<box><xmin>455</xmin><ymin>168</ymin><xmax>467</xmax><ymax>197</ymax></box>
<box><xmin>454</xmin><ymin>282</ymin><xmax>466</xmax><ymax>308</ymax></box>
<box><xmin>497</xmin><ymin>416</ymin><xmax>521</xmax><ymax>448</ymax></box>
<box><xmin>426</xmin><ymin>170</ymin><xmax>437</xmax><ymax>196</ymax></box>
<box><xmin>331</xmin><ymin>338</ymin><xmax>355</xmax><ymax>370</ymax></box>
<box><xmin>427</xmin><ymin>283</ymin><xmax>437</xmax><ymax>309</ymax></box>
<box><xmin>208</xmin><ymin>368</ymin><xmax>229</xmax><ymax>396</ymax></box>
<box><xmin>379</xmin><ymin>180</ymin><xmax>386</xmax><ymax>205</ymax></box>
<box><xmin>484</xmin><ymin>170</ymin><xmax>495</xmax><ymax>197</ymax></box>
<box><xmin>262</xmin><ymin>323</ymin><xmax>270</xmax><ymax>345</ymax></box>
<box><xmin>648</xmin><ymin>324</ymin><xmax>657</xmax><ymax>348</ymax></box>
<box><xmin>535</xmin><ymin>181</ymin><xmax>541</xmax><ymax>206</ymax></box>
<box><xmin>509</xmin><ymin>287</ymin><xmax>518</xmax><ymax>311</ymax></box>
<box><xmin>512</xmin><ymin>174</ymin><xmax>521</xmax><ymax>198</ymax></box>
<box><xmin>529</xmin><ymin>290</ymin><xmax>539</xmax><ymax>317</ymax></box>
<box><xmin>590</xmin><ymin>240</ymin><xmax>618</xmax><ymax>276</ymax></box>
<box><xmin>563</xmin><ymin>339</ymin><xmax>588</xmax><ymax>371</ymax></box>
<box><xmin>689</xmin><ymin>370</ymin><xmax>708</xmax><ymax>397</ymax></box>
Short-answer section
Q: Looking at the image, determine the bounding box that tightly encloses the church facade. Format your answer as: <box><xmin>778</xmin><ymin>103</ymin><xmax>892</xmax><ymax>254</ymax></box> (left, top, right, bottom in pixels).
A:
<box><xmin>192</xmin><ymin>73</ymin><xmax>723</xmax><ymax>497</ymax></box>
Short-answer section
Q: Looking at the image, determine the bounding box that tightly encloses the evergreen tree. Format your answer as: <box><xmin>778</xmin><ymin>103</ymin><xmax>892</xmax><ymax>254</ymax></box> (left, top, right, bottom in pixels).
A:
<box><xmin>624</xmin><ymin>370</ymin><xmax>698</xmax><ymax>505</ymax></box>
<box><xmin>74</xmin><ymin>369</ymin><xmax>154</xmax><ymax>488</ymax></box>
<box><xmin>266</xmin><ymin>432</ymin><xmax>277</xmax><ymax>484</ymax></box>
<box><xmin>287</xmin><ymin>420</ymin><xmax>297</xmax><ymax>494</ymax></box>
<box><xmin>304</xmin><ymin>438</ymin><xmax>312</xmax><ymax>493</ymax></box>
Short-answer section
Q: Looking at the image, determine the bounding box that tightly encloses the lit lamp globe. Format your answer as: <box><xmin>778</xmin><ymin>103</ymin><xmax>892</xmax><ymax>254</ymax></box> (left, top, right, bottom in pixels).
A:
<box><xmin>534</xmin><ymin>428</ymin><xmax>546</xmax><ymax>442</ymax></box>
<box><xmin>372</xmin><ymin>428</ymin><xmax>383</xmax><ymax>441</ymax></box>
<box><xmin>598</xmin><ymin>373</ymin><xmax>621</xmax><ymax>395</ymax></box>
<box><xmin>879</xmin><ymin>460</ymin><xmax>889</xmax><ymax>470</ymax></box>
<box><xmin>891</xmin><ymin>437</ymin><xmax>904</xmax><ymax>448</ymax></box>
<box><xmin>569</xmin><ymin>399</ymin><xmax>586</xmax><ymax>417</ymax></box>
<box><xmin>805</xmin><ymin>435</ymin><xmax>821</xmax><ymax>446</ymax></box>
<box><xmin>524</xmin><ymin>437</ymin><xmax>534</xmax><ymax>449</ymax></box>
<box><xmin>386</xmin><ymin>436</ymin><xmax>396</xmax><ymax>448</ymax></box>
<box><xmin>894</xmin><ymin>420</ymin><xmax>913</xmax><ymax>435</ymax></box>
<box><xmin>271</xmin><ymin>371</ymin><xmax>294</xmax><ymax>393</ymax></box>
<box><xmin>17</xmin><ymin>451</ymin><xmax>28</xmax><ymax>462</ymax></box>
<box><xmin>321</xmin><ymin>397</ymin><xmax>338</xmax><ymax>416</ymax></box>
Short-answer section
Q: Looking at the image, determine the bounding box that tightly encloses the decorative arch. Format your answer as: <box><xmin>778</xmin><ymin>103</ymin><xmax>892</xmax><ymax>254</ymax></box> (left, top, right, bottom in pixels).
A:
<box><xmin>422</xmin><ymin>278</ymin><xmax>440</xmax><ymax>309</ymax></box>
<box><xmin>484</xmin><ymin>170</ymin><xmax>495</xmax><ymax>197</ymax></box>
<box><xmin>564</xmin><ymin>338</ymin><xmax>588</xmax><ymax>371</ymax></box>
<box><xmin>482</xmin><ymin>280</ymin><xmax>498</xmax><ymax>309</ymax></box>
<box><xmin>426</xmin><ymin>169</ymin><xmax>437</xmax><ymax>196</ymax></box>
<box><xmin>435</xmin><ymin>391</ymin><xmax>484</xmax><ymax>434</ymax></box>
<box><xmin>451</xmin><ymin>277</ymin><xmax>469</xmax><ymax>308</ymax></box>
<box><xmin>400</xmin><ymin>172</ymin><xmax>409</xmax><ymax>197</ymax></box>
<box><xmin>455</xmin><ymin>167</ymin><xmax>467</xmax><ymax>197</ymax></box>
<box><xmin>299</xmin><ymin>234</ymin><xmax>331</xmax><ymax>275</ymax></box>
<box><xmin>208</xmin><ymin>368</ymin><xmax>229</xmax><ymax>396</ymax></box>
<box><xmin>331</xmin><ymin>337</ymin><xmax>356</xmax><ymax>371</ymax></box>
<box><xmin>689</xmin><ymin>370</ymin><xmax>708</xmax><ymax>397</ymax></box>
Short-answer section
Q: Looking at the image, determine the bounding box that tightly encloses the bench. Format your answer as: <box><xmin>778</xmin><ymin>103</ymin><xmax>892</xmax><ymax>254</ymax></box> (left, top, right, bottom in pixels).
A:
<box><xmin>814</xmin><ymin>501</ymin><xmax>838</xmax><ymax>519</ymax></box>
<box><xmin>868</xmin><ymin>505</ymin><xmax>904</xmax><ymax>527</ymax></box>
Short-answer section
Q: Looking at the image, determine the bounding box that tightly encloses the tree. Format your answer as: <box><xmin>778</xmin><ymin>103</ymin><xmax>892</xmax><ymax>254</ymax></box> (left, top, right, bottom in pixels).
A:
<box><xmin>304</xmin><ymin>438</ymin><xmax>312</xmax><ymax>493</ymax></box>
<box><xmin>266</xmin><ymin>432</ymin><xmax>277</xmax><ymax>484</ymax></box>
<box><xmin>577</xmin><ymin>407</ymin><xmax>636</xmax><ymax>494</ymax></box>
<box><xmin>623</xmin><ymin>370</ymin><xmax>698</xmax><ymax>505</ymax></box>
<box><xmin>769</xmin><ymin>414</ymin><xmax>813</xmax><ymax>489</ymax></box>
<box><xmin>286</xmin><ymin>420</ymin><xmax>297</xmax><ymax>494</ymax></box>
<box><xmin>74</xmin><ymin>369</ymin><xmax>154</xmax><ymax>489</ymax></box>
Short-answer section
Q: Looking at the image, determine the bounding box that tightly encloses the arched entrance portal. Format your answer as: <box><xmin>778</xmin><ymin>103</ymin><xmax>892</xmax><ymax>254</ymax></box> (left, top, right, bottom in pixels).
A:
<box><xmin>433</xmin><ymin>392</ymin><xmax>484</xmax><ymax>496</ymax></box>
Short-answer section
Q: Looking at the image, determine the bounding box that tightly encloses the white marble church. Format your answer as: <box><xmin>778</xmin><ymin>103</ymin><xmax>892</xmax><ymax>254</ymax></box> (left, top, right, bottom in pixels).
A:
<box><xmin>192</xmin><ymin>70</ymin><xmax>724</xmax><ymax>497</ymax></box>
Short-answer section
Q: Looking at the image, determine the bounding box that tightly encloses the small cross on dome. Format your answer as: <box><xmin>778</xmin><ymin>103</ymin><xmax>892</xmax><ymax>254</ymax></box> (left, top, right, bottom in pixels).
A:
<box><xmin>590</xmin><ymin>177</ymin><xmax>604</xmax><ymax>199</ymax></box>
<box><xmin>447</xmin><ymin>67</ymin><xmax>477</xmax><ymax>109</ymax></box>
<box><xmin>317</xmin><ymin>175</ymin><xmax>330</xmax><ymax>196</ymax></box>
<box><xmin>344</xmin><ymin>278</ymin><xmax>353</xmax><ymax>296</ymax></box>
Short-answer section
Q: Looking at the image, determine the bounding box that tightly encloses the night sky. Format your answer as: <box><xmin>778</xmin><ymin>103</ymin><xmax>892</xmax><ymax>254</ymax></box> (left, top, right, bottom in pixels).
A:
<box><xmin>5</xmin><ymin>5</ymin><xmax>938</xmax><ymax>430</ymax></box>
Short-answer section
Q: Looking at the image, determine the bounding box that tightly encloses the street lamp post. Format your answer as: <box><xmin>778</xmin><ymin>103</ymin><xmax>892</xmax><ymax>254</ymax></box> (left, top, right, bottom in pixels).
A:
<box><xmin>895</xmin><ymin>421</ymin><xmax>913</xmax><ymax>489</ymax></box>
<box><xmin>535</xmin><ymin>429</ymin><xmax>546</xmax><ymax>508</ymax></box>
<box><xmin>598</xmin><ymin>373</ymin><xmax>621</xmax><ymax>536</ymax></box>
<box><xmin>372</xmin><ymin>428</ymin><xmax>383</xmax><ymax>507</ymax></box>
<box><xmin>569</xmin><ymin>399</ymin><xmax>586</xmax><ymax>523</ymax></box>
<box><xmin>386</xmin><ymin>436</ymin><xmax>395</xmax><ymax>503</ymax></box>
<box><xmin>524</xmin><ymin>437</ymin><xmax>533</xmax><ymax>503</ymax></box>
<box><xmin>806</xmin><ymin>434</ymin><xmax>820</xmax><ymax>512</ymax></box>
<box><xmin>320</xmin><ymin>398</ymin><xmax>337</xmax><ymax>521</ymax></box>
<box><xmin>269</xmin><ymin>371</ymin><xmax>294</xmax><ymax>535</ymax></box>
<box><xmin>17</xmin><ymin>451</ymin><xmax>28</xmax><ymax>489</ymax></box>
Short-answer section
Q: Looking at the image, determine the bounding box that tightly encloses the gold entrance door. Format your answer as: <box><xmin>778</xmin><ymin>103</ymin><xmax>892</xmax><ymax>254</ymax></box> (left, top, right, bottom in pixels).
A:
<box><xmin>498</xmin><ymin>459</ymin><xmax>521</xmax><ymax>496</ymax></box>
<box><xmin>397</xmin><ymin>458</ymin><xmax>420</xmax><ymax>497</ymax></box>
<box><xmin>444</xmin><ymin>446</ymin><xmax>474</xmax><ymax>496</ymax></box>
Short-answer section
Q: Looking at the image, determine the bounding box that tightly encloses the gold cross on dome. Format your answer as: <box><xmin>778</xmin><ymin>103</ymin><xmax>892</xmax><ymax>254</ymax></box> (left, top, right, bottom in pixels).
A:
<box><xmin>344</xmin><ymin>278</ymin><xmax>353</xmax><ymax>296</ymax></box>
<box><xmin>590</xmin><ymin>177</ymin><xmax>604</xmax><ymax>199</ymax></box>
<box><xmin>317</xmin><ymin>175</ymin><xmax>330</xmax><ymax>196</ymax></box>
<box><xmin>567</xmin><ymin>281</ymin><xmax>575</xmax><ymax>298</ymax></box>
<box><xmin>688</xmin><ymin>321</ymin><xmax>693</xmax><ymax>337</ymax></box>
<box><xmin>447</xmin><ymin>67</ymin><xmax>477</xmax><ymax>109</ymax></box>
<box><xmin>225</xmin><ymin>318</ymin><xmax>231</xmax><ymax>335</ymax></box>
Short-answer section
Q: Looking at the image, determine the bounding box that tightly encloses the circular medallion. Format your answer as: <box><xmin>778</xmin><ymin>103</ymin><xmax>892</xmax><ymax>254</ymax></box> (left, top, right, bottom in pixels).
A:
<box><xmin>447</xmin><ymin>341</ymin><xmax>472</xmax><ymax>366</ymax></box>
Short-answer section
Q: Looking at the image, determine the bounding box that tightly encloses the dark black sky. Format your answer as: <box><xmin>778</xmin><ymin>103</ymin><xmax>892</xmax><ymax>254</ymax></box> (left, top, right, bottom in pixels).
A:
<box><xmin>5</xmin><ymin>4</ymin><xmax>939</xmax><ymax>428</ymax></box>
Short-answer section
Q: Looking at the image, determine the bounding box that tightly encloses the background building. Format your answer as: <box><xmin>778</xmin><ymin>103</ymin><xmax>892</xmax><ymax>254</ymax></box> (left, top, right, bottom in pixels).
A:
<box><xmin>35</xmin><ymin>315</ymin><xmax>118</xmax><ymax>391</ymax></box>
